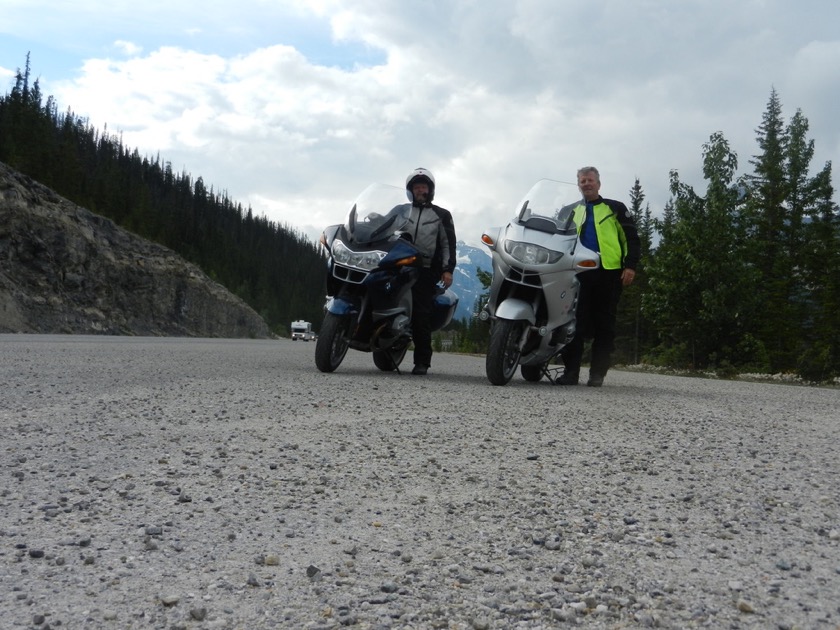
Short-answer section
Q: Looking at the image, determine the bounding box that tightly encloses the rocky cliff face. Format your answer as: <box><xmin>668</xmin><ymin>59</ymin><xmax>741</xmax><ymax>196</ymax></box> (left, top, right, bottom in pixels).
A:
<box><xmin>0</xmin><ymin>161</ymin><xmax>272</xmax><ymax>338</ymax></box>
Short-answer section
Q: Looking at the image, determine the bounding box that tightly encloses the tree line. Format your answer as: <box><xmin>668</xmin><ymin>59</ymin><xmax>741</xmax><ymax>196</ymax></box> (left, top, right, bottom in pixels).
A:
<box><xmin>3</xmin><ymin>56</ymin><xmax>838</xmax><ymax>380</ymax></box>
<box><xmin>1</xmin><ymin>55</ymin><xmax>326</xmax><ymax>335</ymax></box>
<box><xmin>641</xmin><ymin>90</ymin><xmax>838</xmax><ymax>382</ymax></box>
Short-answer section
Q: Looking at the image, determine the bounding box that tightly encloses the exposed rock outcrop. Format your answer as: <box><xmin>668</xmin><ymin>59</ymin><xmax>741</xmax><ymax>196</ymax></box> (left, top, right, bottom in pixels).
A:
<box><xmin>0</xmin><ymin>161</ymin><xmax>272</xmax><ymax>337</ymax></box>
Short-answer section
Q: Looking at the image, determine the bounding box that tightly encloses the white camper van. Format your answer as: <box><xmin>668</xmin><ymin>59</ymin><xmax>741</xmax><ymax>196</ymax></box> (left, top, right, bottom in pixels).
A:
<box><xmin>290</xmin><ymin>320</ymin><xmax>316</xmax><ymax>341</ymax></box>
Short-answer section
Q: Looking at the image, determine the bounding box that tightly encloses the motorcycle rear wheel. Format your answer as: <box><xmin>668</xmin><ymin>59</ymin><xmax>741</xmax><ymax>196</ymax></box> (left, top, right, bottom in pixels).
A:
<box><xmin>486</xmin><ymin>319</ymin><xmax>526</xmax><ymax>385</ymax></box>
<box><xmin>315</xmin><ymin>312</ymin><xmax>351</xmax><ymax>372</ymax></box>
<box><xmin>520</xmin><ymin>363</ymin><xmax>544</xmax><ymax>382</ymax></box>
<box><xmin>373</xmin><ymin>344</ymin><xmax>409</xmax><ymax>371</ymax></box>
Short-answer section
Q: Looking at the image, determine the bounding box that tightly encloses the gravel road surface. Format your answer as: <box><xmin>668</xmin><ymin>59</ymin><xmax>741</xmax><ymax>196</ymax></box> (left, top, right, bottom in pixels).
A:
<box><xmin>1</xmin><ymin>334</ymin><xmax>839</xmax><ymax>629</ymax></box>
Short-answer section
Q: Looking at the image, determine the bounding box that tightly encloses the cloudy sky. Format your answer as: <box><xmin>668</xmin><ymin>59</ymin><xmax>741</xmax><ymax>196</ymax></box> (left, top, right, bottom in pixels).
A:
<box><xmin>2</xmin><ymin>0</ymin><xmax>838</xmax><ymax>247</ymax></box>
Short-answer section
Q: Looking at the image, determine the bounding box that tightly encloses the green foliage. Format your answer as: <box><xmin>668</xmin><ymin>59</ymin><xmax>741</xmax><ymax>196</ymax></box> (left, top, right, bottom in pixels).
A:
<box><xmin>642</xmin><ymin>133</ymin><xmax>761</xmax><ymax>370</ymax></box>
<box><xmin>796</xmin><ymin>343</ymin><xmax>834</xmax><ymax>383</ymax></box>
<box><xmin>733</xmin><ymin>334</ymin><xmax>772</xmax><ymax>373</ymax></box>
<box><xmin>641</xmin><ymin>94</ymin><xmax>839</xmax><ymax>381</ymax></box>
<box><xmin>713</xmin><ymin>359</ymin><xmax>739</xmax><ymax>380</ymax></box>
<box><xmin>614</xmin><ymin>178</ymin><xmax>654</xmax><ymax>364</ymax></box>
<box><xmin>476</xmin><ymin>267</ymin><xmax>492</xmax><ymax>289</ymax></box>
<box><xmin>738</xmin><ymin>91</ymin><xmax>839</xmax><ymax>378</ymax></box>
<box><xmin>434</xmin><ymin>316</ymin><xmax>489</xmax><ymax>355</ymax></box>
<box><xmin>644</xmin><ymin>341</ymin><xmax>693</xmax><ymax>370</ymax></box>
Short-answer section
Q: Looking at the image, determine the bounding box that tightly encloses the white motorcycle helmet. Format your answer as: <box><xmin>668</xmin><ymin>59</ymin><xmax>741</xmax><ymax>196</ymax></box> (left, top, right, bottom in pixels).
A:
<box><xmin>405</xmin><ymin>167</ymin><xmax>436</xmax><ymax>204</ymax></box>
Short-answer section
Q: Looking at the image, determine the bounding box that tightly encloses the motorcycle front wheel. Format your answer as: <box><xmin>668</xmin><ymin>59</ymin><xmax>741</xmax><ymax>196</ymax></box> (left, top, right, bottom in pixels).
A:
<box><xmin>486</xmin><ymin>319</ymin><xmax>526</xmax><ymax>385</ymax></box>
<box><xmin>315</xmin><ymin>312</ymin><xmax>351</xmax><ymax>372</ymax></box>
<box><xmin>372</xmin><ymin>344</ymin><xmax>409</xmax><ymax>372</ymax></box>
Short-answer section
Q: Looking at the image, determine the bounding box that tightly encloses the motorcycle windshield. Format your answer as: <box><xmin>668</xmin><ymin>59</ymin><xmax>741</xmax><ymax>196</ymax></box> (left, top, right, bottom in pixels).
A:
<box><xmin>345</xmin><ymin>184</ymin><xmax>412</xmax><ymax>245</ymax></box>
<box><xmin>514</xmin><ymin>179</ymin><xmax>581</xmax><ymax>235</ymax></box>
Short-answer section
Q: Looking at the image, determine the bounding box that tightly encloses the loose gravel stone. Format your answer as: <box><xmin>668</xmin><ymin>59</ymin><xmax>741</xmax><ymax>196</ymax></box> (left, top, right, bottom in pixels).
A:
<box><xmin>1</xmin><ymin>335</ymin><xmax>838</xmax><ymax>629</ymax></box>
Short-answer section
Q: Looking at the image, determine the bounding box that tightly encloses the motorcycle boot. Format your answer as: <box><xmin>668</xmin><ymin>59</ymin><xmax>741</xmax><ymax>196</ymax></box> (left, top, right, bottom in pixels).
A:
<box><xmin>557</xmin><ymin>335</ymin><xmax>583</xmax><ymax>385</ymax></box>
<box><xmin>555</xmin><ymin>370</ymin><xmax>580</xmax><ymax>385</ymax></box>
<box><xmin>588</xmin><ymin>350</ymin><xmax>610</xmax><ymax>387</ymax></box>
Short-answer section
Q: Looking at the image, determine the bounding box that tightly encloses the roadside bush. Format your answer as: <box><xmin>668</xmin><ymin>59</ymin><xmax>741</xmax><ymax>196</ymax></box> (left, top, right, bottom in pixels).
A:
<box><xmin>796</xmin><ymin>343</ymin><xmax>835</xmax><ymax>383</ymax></box>
<box><xmin>644</xmin><ymin>342</ymin><xmax>693</xmax><ymax>370</ymax></box>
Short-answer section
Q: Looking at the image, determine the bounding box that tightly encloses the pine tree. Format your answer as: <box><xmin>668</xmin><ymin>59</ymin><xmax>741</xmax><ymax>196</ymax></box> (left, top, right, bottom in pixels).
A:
<box><xmin>797</xmin><ymin>161</ymin><xmax>839</xmax><ymax>380</ymax></box>
<box><xmin>615</xmin><ymin>179</ymin><xmax>652</xmax><ymax>364</ymax></box>
<box><xmin>740</xmin><ymin>89</ymin><xmax>795</xmax><ymax>370</ymax></box>
<box><xmin>643</xmin><ymin>133</ymin><xmax>762</xmax><ymax>370</ymax></box>
<box><xmin>741</xmin><ymin>90</ymin><xmax>835</xmax><ymax>374</ymax></box>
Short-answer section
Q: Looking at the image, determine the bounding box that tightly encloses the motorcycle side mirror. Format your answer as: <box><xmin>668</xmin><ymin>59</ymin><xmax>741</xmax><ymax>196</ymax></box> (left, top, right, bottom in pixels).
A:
<box><xmin>346</xmin><ymin>204</ymin><xmax>358</xmax><ymax>242</ymax></box>
<box><xmin>516</xmin><ymin>200</ymin><xmax>532</xmax><ymax>224</ymax></box>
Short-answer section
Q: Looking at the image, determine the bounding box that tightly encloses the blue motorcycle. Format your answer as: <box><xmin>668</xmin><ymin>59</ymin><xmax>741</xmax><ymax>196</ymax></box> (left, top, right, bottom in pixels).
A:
<box><xmin>315</xmin><ymin>184</ymin><xmax>458</xmax><ymax>373</ymax></box>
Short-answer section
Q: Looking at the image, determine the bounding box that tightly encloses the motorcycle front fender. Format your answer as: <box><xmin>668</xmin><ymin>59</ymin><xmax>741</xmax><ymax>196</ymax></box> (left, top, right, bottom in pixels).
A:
<box><xmin>495</xmin><ymin>298</ymin><xmax>535</xmax><ymax>324</ymax></box>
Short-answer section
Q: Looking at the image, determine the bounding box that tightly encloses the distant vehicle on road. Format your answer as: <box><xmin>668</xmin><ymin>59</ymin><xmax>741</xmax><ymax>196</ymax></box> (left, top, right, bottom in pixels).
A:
<box><xmin>291</xmin><ymin>320</ymin><xmax>316</xmax><ymax>341</ymax></box>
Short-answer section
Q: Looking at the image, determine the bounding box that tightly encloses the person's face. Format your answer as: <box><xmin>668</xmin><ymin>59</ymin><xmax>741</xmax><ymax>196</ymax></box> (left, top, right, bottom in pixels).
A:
<box><xmin>578</xmin><ymin>172</ymin><xmax>601</xmax><ymax>202</ymax></box>
<box><xmin>412</xmin><ymin>182</ymin><xmax>430</xmax><ymax>203</ymax></box>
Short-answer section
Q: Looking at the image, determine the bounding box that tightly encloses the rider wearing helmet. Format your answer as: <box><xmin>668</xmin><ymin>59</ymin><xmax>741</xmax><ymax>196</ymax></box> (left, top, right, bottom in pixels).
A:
<box><xmin>404</xmin><ymin>167</ymin><xmax>457</xmax><ymax>375</ymax></box>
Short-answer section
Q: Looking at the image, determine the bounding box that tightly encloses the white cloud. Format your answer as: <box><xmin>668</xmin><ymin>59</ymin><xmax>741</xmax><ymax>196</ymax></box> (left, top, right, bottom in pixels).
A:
<box><xmin>113</xmin><ymin>40</ymin><xmax>143</xmax><ymax>56</ymax></box>
<box><xmin>7</xmin><ymin>0</ymin><xmax>840</xmax><ymax>248</ymax></box>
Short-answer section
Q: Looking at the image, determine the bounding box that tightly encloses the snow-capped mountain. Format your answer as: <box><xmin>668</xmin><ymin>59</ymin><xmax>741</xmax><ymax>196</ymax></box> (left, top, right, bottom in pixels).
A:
<box><xmin>450</xmin><ymin>241</ymin><xmax>493</xmax><ymax>322</ymax></box>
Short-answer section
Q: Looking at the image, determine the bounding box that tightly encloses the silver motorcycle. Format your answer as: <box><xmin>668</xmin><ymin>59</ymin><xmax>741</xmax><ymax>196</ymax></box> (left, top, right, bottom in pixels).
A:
<box><xmin>480</xmin><ymin>179</ymin><xmax>599</xmax><ymax>385</ymax></box>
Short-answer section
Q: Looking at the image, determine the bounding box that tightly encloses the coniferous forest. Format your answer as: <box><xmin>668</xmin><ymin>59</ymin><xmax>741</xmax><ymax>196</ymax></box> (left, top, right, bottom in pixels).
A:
<box><xmin>3</xmin><ymin>56</ymin><xmax>839</xmax><ymax>381</ymax></box>
<box><xmin>1</xmin><ymin>55</ymin><xmax>326</xmax><ymax>336</ymax></box>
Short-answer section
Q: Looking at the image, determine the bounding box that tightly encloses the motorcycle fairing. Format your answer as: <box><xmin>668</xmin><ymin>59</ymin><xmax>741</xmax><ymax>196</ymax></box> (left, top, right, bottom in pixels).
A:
<box><xmin>378</xmin><ymin>238</ymin><xmax>419</xmax><ymax>267</ymax></box>
<box><xmin>344</xmin><ymin>186</ymin><xmax>411</xmax><ymax>245</ymax></box>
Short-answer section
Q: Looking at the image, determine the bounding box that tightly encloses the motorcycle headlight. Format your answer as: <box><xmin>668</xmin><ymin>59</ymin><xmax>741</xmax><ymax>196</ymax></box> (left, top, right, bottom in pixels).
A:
<box><xmin>332</xmin><ymin>239</ymin><xmax>387</xmax><ymax>270</ymax></box>
<box><xmin>504</xmin><ymin>240</ymin><xmax>563</xmax><ymax>265</ymax></box>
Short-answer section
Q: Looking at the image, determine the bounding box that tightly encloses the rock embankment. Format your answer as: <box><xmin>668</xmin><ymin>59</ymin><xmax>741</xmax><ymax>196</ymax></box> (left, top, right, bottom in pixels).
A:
<box><xmin>0</xmin><ymin>161</ymin><xmax>271</xmax><ymax>337</ymax></box>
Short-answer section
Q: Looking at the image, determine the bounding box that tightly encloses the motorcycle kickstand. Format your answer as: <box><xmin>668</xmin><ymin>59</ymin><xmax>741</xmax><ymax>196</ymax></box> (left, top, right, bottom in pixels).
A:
<box><xmin>389</xmin><ymin>350</ymin><xmax>403</xmax><ymax>375</ymax></box>
<box><xmin>544</xmin><ymin>365</ymin><xmax>563</xmax><ymax>385</ymax></box>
